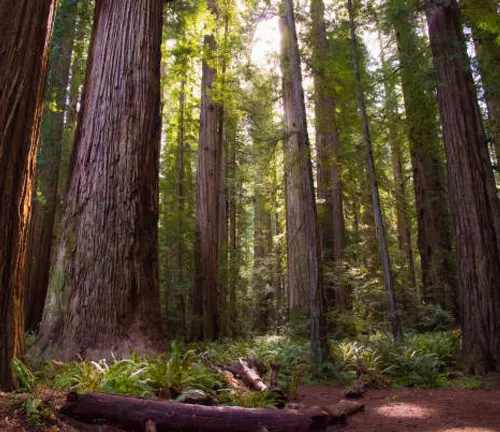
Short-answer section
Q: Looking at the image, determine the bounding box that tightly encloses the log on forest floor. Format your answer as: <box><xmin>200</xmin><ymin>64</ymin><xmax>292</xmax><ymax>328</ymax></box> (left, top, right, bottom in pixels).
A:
<box><xmin>61</xmin><ymin>391</ymin><xmax>330</xmax><ymax>432</ymax></box>
<box><xmin>204</xmin><ymin>357</ymin><xmax>270</xmax><ymax>393</ymax></box>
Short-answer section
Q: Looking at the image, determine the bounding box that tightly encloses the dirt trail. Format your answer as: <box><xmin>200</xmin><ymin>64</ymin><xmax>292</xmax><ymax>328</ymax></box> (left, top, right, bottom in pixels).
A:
<box><xmin>299</xmin><ymin>385</ymin><xmax>500</xmax><ymax>432</ymax></box>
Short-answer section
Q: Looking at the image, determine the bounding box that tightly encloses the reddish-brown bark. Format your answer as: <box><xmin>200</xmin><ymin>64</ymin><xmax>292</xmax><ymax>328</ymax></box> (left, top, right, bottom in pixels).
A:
<box><xmin>390</xmin><ymin>0</ymin><xmax>456</xmax><ymax>314</ymax></box>
<box><xmin>280</xmin><ymin>0</ymin><xmax>328</xmax><ymax>363</ymax></box>
<box><xmin>0</xmin><ymin>0</ymin><xmax>56</xmax><ymax>390</ymax></box>
<box><xmin>310</xmin><ymin>0</ymin><xmax>345</xmax><ymax>265</ymax></box>
<box><xmin>36</xmin><ymin>0</ymin><xmax>164</xmax><ymax>360</ymax></box>
<box><xmin>192</xmin><ymin>0</ymin><xmax>221</xmax><ymax>341</ymax></box>
<box><xmin>25</xmin><ymin>0</ymin><xmax>79</xmax><ymax>332</ymax></box>
<box><xmin>426</xmin><ymin>0</ymin><xmax>500</xmax><ymax>373</ymax></box>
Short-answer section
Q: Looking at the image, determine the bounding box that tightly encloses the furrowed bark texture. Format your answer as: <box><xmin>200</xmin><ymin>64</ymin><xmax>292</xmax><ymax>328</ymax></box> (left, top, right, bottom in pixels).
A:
<box><xmin>193</xmin><ymin>0</ymin><xmax>221</xmax><ymax>341</ymax></box>
<box><xmin>0</xmin><ymin>0</ymin><xmax>56</xmax><ymax>390</ymax></box>
<box><xmin>348</xmin><ymin>0</ymin><xmax>402</xmax><ymax>343</ymax></box>
<box><xmin>391</xmin><ymin>0</ymin><xmax>456</xmax><ymax>313</ymax></box>
<box><xmin>426</xmin><ymin>0</ymin><xmax>500</xmax><ymax>374</ymax></box>
<box><xmin>25</xmin><ymin>0</ymin><xmax>78</xmax><ymax>332</ymax></box>
<box><xmin>280</xmin><ymin>0</ymin><xmax>327</xmax><ymax>363</ymax></box>
<box><xmin>310</xmin><ymin>0</ymin><xmax>345</xmax><ymax>264</ymax></box>
<box><xmin>37</xmin><ymin>0</ymin><xmax>164</xmax><ymax>361</ymax></box>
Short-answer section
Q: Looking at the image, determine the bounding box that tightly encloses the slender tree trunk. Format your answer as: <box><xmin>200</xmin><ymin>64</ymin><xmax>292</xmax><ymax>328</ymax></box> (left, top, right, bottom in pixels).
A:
<box><xmin>193</xmin><ymin>0</ymin><xmax>221</xmax><ymax>341</ymax></box>
<box><xmin>348</xmin><ymin>0</ymin><xmax>402</xmax><ymax>343</ymax></box>
<box><xmin>280</xmin><ymin>0</ymin><xmax>328</xmax><ymax>363</ymax></box>
<box><xmin>425</xmin><ymin>0</ymin><xmax>500</xmax><ymax>374</ymax></box>
<box><xmin>390</xmin><ymin>0</ymin><xmax>456</xmax><ymax>314</ymax></box>
<box><xmin>0</xmin><ymin>0</ymin><xmax>56</xmax><ymax>390</ymax></box>
<box><xmin>228</xmin><ymin>156</ymin><xmax>238</xmax><ymax>337</ymax></box>
<box><xmin>37</xmin><ymin>0</ymin><xmax>164</xmax><ymax>360</ymax></box>
<box><xmin>379</xmin><ymin>40</ymin><xmax>418</xmax><ymax>295</ymax></box>
<box><xmin>391</xmin><ymin>144</ymin><xmax>418</xmax><ymax>292</ymax></box>
<box><xmin>310</xmin><ymin>0</ymin><xmax>345</xmax><ymax>264</ymax></box>
<box><xmin>169</xmin><ymin>78</ymin><xmax>187</xmax><ymax>339</ymax></box>
<box><xmin>25</xmin><ymin>0</ymin><xmax>79</xmax><ymax>332</ymax></box>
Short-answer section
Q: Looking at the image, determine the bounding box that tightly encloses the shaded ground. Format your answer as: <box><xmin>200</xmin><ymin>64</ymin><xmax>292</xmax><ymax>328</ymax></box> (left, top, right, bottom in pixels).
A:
<box><xmin>2</xmin><ymin>385</ymin><xmax>500</xmax><ymax>431</ymax></box>
<box><xmin>299</xmin><ymin>385</ymin><xmax>500</xmax><ymax>432</ymax></box>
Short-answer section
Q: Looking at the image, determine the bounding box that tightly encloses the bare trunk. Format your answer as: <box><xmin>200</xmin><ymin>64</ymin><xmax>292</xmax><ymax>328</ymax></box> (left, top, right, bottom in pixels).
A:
<box><xmin>348</xmin><ymin>0</ymin><xmax>402</xmax><ymax>343</ymax></box>
<box><xmin>193</xmin><ymin>0</ymin><xmax>221</xmax><ymax>340</ymax></box>
<box><xmin>280</xmin><ymin>0</ymin><xmax>328</xmax><ymax>363</ymax></box>
<box><xmin>0</xmin><ymin>0</ymin><xmax>56</xmax><ymax>390</ymax></box>
<box><xmin>391</xmin><ymin>0</ymin><xmax>456</xmax><ymax>314</ymax></box>
<box><xmin>425</xmin><ymin>0</ymin><xmax>500</xmax><ymax>374</ymax></box>
<box><xmin>310</xmin><ymin>0</ymin><xmax>345</xmax><ymax>264</ymax></box>
<box><xmin>37</xmin><ymin>0</ymin><xmax>164</xmax><ymax>361</ymax></box>
<box><xmin>25</xmin><ymin>0</ymin><xmax>78</xmax><ymax>332</ymax></box>
<box><xmin>168</xmin><ymin>78</ymin><xmax>187</xmax><ymax>339</ymax></box>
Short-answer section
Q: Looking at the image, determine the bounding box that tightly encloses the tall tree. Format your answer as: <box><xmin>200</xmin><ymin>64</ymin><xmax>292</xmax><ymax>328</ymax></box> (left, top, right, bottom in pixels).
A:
<box><xmin>425</xmin><ymin>0</ymin><xmax>500</xmax><ymax>373</ymax></box>
<box><xmin>378</xmin><ymin>35</ymin><xmax>417</xmax><ymax>295</ymax></box>
<box><xmin>24</xmin><ymin>0</ymin><xmax>85</xmax><ymax>332</ymax></box>
<box><xmin>386</xmin><ymin>0</ymin><xmax>457</xmax><ymax>313</ymax></box>
<box><xmin>463</xmin><ymin>0</ymin><xmax>500</xmax><ymax>165</ymax></box>
<box><xmin>0</xmin><ymin>0</ymin><xmax>56</xmax><ymax>390</ymax></box>
<box><xmin>310</xmin><ymin>0</ymin><xmax>346</xmax><ymax>264</ymax></box>
<box><xmin>192</xmin><ymin>0</ymin><xmax>222</xmax><ymax>341</ymax></box>
<box><xmin>37</xmin><ymin>0</ymin><xmax>164</xmax><ymax>360</ymax></box>
<box><xmin>280</xmin><ymin>0</ymin><xmax>328</xmax><ymax>363</ymax></box>
<box><xmin>348</xmin><ymin>0</ymin><xmax>402</xmax><ymax>343</ymax></box>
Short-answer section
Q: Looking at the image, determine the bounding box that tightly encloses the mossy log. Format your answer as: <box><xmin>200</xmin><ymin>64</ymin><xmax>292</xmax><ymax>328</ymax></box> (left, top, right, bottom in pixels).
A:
<box><xmin>61</xmin><ymin>391</ymin><xmax>329</xmax><ymax>432</ymax></box>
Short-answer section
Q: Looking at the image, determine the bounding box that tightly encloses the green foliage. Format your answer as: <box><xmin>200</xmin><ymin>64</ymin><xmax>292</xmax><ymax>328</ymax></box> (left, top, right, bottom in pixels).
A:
<box><xmin>332</xmin><ymin>331</ymin><xmax>461</xmax><ymax>388</ymax></box>
<box><xmin>414</xmin><ymin>303</ymin><xmax>456</xmax><ymax>332</ymax></box>
<box><xmin>12</xmin><ymin>358</ymin><xmax>36</xmax><ymax>393</ymax></box>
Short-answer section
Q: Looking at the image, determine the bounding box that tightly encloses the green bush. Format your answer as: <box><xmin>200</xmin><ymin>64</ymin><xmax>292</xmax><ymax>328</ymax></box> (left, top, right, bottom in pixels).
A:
<box><xmin>415</xmin><ymin>304</ymin><xmax>455</xmax><ymax>332</ymax></box>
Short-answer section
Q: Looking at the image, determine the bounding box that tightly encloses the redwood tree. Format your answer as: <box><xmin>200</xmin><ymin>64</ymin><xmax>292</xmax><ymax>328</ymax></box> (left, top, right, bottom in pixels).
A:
<box><xmin>192</xmin><ymin>0</ymin><xmax>221</xmax><ymax>341</ymax></box>
<box><xmin>310</xmin><ymin>0</ymin><xmax>346</xmax><ymax>264</ymax></box>
<box><xmin>0</xmin><ymin>0</ymin><xmax>56</xmax><ymax>390</ymax></box>
<box><xmin>24</xmin><ymin>0</ymin><xmax>81</xmax><ymax>332</ymax></box>
<box><xmin>37</xmin><ymin>0</ymin><xmax>164</xmax><ymax>360</ymax></box>
<box><xmin>387</xmin><ymin>0</ymin><xmax>456</xmax><ymax>314</ymax></box>
<box><xmin>280</xmin><ymin>0</ymin><xmax>328</xmax><ymax>363</ymax></box>
<box><xmin>426</xmin><ymin>0</ymin><xmax>500</xmax><ymax>373</ymax></box>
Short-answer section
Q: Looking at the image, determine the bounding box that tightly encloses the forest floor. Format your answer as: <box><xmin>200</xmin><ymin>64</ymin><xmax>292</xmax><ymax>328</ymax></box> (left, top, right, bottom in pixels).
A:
<box><xmin>2</xmin><ymin>384</ymin><xmax>500</xmax><ymax>431</ymax></box>
<box><xmin>300</xmin><ymin>384</ymin><xmax>500</xmax><ymax>432</ymax></box>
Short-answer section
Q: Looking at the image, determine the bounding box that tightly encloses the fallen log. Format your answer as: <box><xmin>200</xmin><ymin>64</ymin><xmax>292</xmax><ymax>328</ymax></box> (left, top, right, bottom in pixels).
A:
<box><xmin>238</xmin><ymin>358</ymin><xmax>267</xmax><ymax>391</ymax></box>
<box><xmin>61</xmin><ymin>391</ymin><xmax>329</xmax><ymax>432</ymax></box>
<box><xmin>323</xmin><ymin>399</ymin><xmax>364</xmax><ymax>424</ymax></box>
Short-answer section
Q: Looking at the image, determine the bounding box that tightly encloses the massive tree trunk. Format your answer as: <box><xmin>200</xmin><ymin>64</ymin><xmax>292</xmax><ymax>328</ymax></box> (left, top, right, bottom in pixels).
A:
<box><xmin>390</xmin><ymin>0</ymin><xmax>457</xmax><ymax>314</ymax></box>
<box><xmin>280</xmin><ymin>0</ymin><xmax>328</xmax><ymax>363</ymax></box>
<box><xmin>310</xmin><ymin>0</ymin><xmax>345</xmax><ymax>264</ymax></box>
<box><xmin>193</xmin><ymin>0</ymin><xmax>221</xmax><ymax>341</ymax></box>
<box><xmin>0</xmin><ymin>0</ymin><xmax>56</xmax><ymax>390</ymax></box>
<box><xmin>348</xmin><ymin>0</ymin><xmax>402</xmax><ymax>343</ymax></box>
<box><xmin>25</xmin><ymin>0</ymin><xmax>79</xmax><ymax>332</ymax></box>
<box><xmin>36</xmin><ymin>0</ymin><xmax>164</xmax><ymax>361</ymax></box>
<box><xmin>425</xmin><ymin>0</ymin><xmax>500</xmax><ymax>374</ymax></box>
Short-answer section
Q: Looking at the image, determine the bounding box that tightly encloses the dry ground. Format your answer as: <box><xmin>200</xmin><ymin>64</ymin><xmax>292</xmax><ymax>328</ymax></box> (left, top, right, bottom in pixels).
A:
<box><xmin>2</xmin><ymin>385</ymin><xmax>500</xmax><ymax>431</ymax></box>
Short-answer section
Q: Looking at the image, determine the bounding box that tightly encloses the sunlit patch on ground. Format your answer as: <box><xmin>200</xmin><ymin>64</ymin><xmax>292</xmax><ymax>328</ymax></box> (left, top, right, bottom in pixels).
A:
<box><xmin>439</xmin><ymin>429</ymin><xmax>497</xmax><ymax>432</ymax></box>
<box><xmin>377</xmin><ymin>402</ymin><xmax>435</xmax><ymax>419</ymax></box>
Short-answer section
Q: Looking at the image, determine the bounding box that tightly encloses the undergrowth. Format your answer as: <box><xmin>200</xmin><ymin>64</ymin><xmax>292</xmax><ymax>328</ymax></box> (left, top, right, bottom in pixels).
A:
<box><xmin>11</xmin><ymin>328</ymin><xmax>484</xmax><ymax>427</ymax></box>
